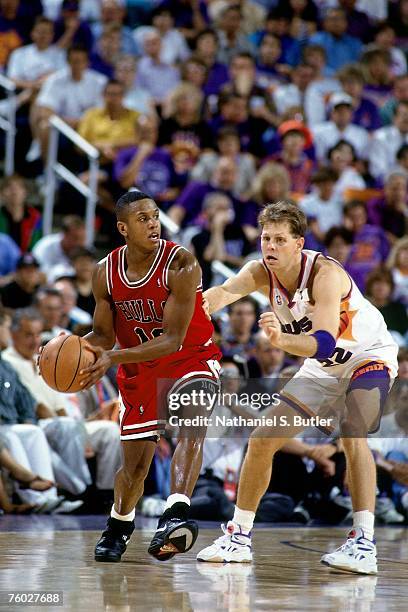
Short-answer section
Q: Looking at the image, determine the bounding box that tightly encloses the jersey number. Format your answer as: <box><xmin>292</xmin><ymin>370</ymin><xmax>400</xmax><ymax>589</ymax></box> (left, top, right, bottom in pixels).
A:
<box><xmin>318</xmin><ymin>347</ymin><xmax>353</xmax><ymax>368</ymax></box>
<box><xmin>134</xmin><ymin>327</ymin><xmax>163</xmax><ymax>344</ymax></box>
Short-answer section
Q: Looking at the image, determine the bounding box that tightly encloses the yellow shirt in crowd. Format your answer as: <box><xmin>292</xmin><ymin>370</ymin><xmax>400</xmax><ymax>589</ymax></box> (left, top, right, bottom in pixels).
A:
<box><xmin>78</xmin><ymin>107</ymin><xmax>139</xmax><ymax>147</ymax></box>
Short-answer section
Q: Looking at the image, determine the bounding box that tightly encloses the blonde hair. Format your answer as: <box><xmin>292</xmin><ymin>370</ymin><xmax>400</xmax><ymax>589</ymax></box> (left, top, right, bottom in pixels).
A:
<box><xmin>250</xmin><ymin>162</ymin><xmax>291</xmax><ymax>205</ymax></box>
<box><xmin>164</xmin><ymin>82</ymin><xmax>203</xmax><ymax>122</ymax></box>
<box><xmin>386</xmin><ymin>236</ymin><xmax>408</xmax><ymax>269</ymax></box>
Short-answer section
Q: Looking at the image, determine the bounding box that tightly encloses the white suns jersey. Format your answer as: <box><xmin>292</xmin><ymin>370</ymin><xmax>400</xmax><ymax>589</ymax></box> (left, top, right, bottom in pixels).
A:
<box><xmin>262</xmin><ymin>249</ymin><xmax>397</xmax><ymax>368</ymax></box>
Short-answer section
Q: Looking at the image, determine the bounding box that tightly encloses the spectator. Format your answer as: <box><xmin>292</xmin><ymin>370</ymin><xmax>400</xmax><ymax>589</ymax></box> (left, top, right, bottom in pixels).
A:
<box><xmin>275</xmin><ymin>0</ymin><xmax>319</xmax><ymax>40</ymax></box>
<box><xmin>33</xmin><ymin>45</ymin><xmax>107</xmax><ymax>159</ymax></box>
<box><xmin>373</xmin><ymin>23</ymin><xmax>407</xmax><ymax>78</ymax></box>
<box><xmin>32</xmin><ymin>215</ymin><xmax>86</xmax><ymax>280</ymax></box>
<box><xmin>190</xmin><ymin>192</ymin><xmax>252</xmax><ymax>289</ymax></box>
<box><xmin>308</xmin><ymin>7</ymin><xmax>362</xmax><ymax>74</ymax></box>
<box><xmin>336</xmin><ymin>63</ymin><xmax>381</xmax><ymax>132</ymax></box>
<box><xmin>53</xmin><ymin>0</ymin><xmax>93</xmax><ymax>51</ymax></box>
<box><xmin>303</xmin><ymin>44</ymin><xmax>341</xmax><ymax>126</ymax></box>
<box><xmin>114</xmin><ymin>55</ymin><xmax>155</xmax><ymax>115</ymax></box>
<box><xmin>158</xmin><ymin>0</ymin><xmax>207</xmax><ymax>41</ymax></box>
<box><xmin>387</xmin><ymin>237</ymin><xmax>408</xmax><ymax>309</ymax></box>
<box><xmin>114</xmin><ymin>114</ymin><xmax>178</xmax><ymax>204</ymax></box>
<box><xmin>190</xmin><ymin>126</ymin><xmax>256</xmax><ymax>197</ymax></box>
<box><xmin>215</xmin><ymin>4</ymin><xmax>254</xmax><ymax>65</ymax></box>
<box><xmin>89</xmin><ymin>23</ymin><xmax>121</xmax><ymax>79</ymax></box>
<box><xmin>312</xmin><ymin>92</ymin><xmax>369</xmax><ymax>161</ymax></box>
<box><xmin>0</xmin><ymin>254</ymin><xmax>42</xmax><ymax>309</ymax></box>
<box><xmin>361</xmin><ymin>47</ymin><xmax>393</xmax><ymax>109</ymax></box>
<box><xmin>53</xmin><ymin>279</ymin><xmax>92</xmax><ymax>330</ymax></box>
<box><xmin>193</xmin><ymin>28</ymin><xmax>229</xmax><ymax>96</ymax></box>
<box><xmin>343</xmin><ymin>200</ymin><xmax>390</xmax><ymax>291</ymax></box>
<box><xmin>247</xmin><ymin>330</ymin><xmax>286</xmax><ymax>393</ymax></box>
<box><xmin>0</xmin><ymin>175</ymin><xmax>41</xmax><ymax>252</ymax></box>
<box><xmin>135</xmin><ymin>28</ymin><xmax>180</xmax><ymax>105</ymax></box>
<box><xmin>0</xmin><ymin>233</ymin><xmax>20</xmax><ymax>278</ymax></box>
<box><xmin>256</xmin><ymin>33</ymin><xmax>288</xmax><ymax>90</ymax></box>
<box><xmin>210</xmin><ymin>0</ymin><xmax>267</xmax><ymax>37</ymax></box>
<box><xmin>221</xmin><ymin>296</ymin><xmax>258</xmax><ymax>360</ymax></box>
<box><xmin>327</xmin><ymin>140</ymin><xmax>366</xmax><ymax>203</ymax></box>
<box><xmin>69</xmin><ymin>246</ymin><xmax>96</xmax><ymax>316</ymax></box>
<box><xmin>7</xmin><ymin>17</ymin><xmax>66</xmax><ymax>92</ymax></box>
<box><xmin>34</xmin><ymin>287</ymin><xmax>67</xmax><ymax>343</ymax></box>
<box><xmin>181</xmin><ymin>55</ymin><xmax>209</xmax><ymax>91</ymax></box>
<box><xmin>369</xmin><ymin>102</ymin><xmax>408</xmax><ymax>183</ymax></box>
<box><xmin>91</xmin><ymin>0</ymin><xmax>137</xmax><ymax>56</ymax></box>
<box><xmin>269</xmin><ymin>120</ymin><xmax>315</xmax><ymax>197</ymax></box>
<box><xmin>272</xmin><ymin>62</ymin><xmax>316</xmax><ymax>117</ymax></box>
<box><xmin>324</xmin><ymin>226</ymin><xmax>354</xmax><ymax>269</ymax></box>
<box><xmin>134</xmin><ymin>7</ymin><xmax>191</xmax><ymax>65</ymax></box>
<box><xmin>299</xmin><ymin>167</ymin><xmax>343</xmax><ymax>243</ymax></box>
<box><xmin>0</xmin><ymin>0</ymin><xmax>27</xmax><ymax>71</ymax></box>
<box><xmin>387</xmin><ymin>0</ymin><xmax>408</xmax><ymax>52</ymax></box>
<box><xmin>380</xmin><ymin>75</ymin><xmax>408</xmax><ymax>128</ymax></box>
<box><xmin>338</xmin><ymin>0</ymin><xmax>372</xmax><ymax>42</ymax></box>
<box><xmin>77</xmin><ymin>79</ymin><xmax>139</xmax><ymax>166</ymax></box>
<box><xmin>365</xmin><ymin>268</ymin><xmax>408</xmax><ymax>341</ymax></box>
<box><xmin>367</xmin><ymin>173</ymin><xmax>408</xmax><ymax>241</ymax></box>
<box><xmin>2</xmin><ymin>309</ymin><xmax>92</xmax><ymax>498</ymax></box>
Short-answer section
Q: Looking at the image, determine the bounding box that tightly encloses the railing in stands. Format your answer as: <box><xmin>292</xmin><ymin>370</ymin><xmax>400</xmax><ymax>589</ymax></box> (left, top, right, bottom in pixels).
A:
<box><xmin>0</xmin><ymin>74</ymin><xmax>16</xmax><ymax>176</ymax></box>
<box><xmin>44</xmin><ymin>115</ymin><xmax>100</xmax><ymax>246</ymax></box>
<box><xmin>158</xmin><ymin>209</ymin><xmax>269</xmax><ymax>307</ymax></box>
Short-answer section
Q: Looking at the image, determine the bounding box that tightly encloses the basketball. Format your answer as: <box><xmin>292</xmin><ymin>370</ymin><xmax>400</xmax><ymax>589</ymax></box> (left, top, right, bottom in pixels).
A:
<box><xmin>39</xmin><ymin>334</ymin><xmax>96</xmax><ymax>393</ymax></box>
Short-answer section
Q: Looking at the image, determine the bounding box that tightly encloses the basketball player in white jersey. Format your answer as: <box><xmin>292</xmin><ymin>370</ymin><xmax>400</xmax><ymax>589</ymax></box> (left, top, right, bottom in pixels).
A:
<box><xmin>197</xmin><ymin>201</ymin><xmax>398</xmax><ymax>575</ymax></box>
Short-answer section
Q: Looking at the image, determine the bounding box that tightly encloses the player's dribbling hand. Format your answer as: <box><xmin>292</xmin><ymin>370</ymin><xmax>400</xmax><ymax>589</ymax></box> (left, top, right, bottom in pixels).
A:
<box><xmin>259</xmin><ymin>312</ymin><xmax>281</xmax><ymax>345</ymax></box>
<box><xmin>79</xmin><ymin>346</ymin><xmax>112</xmax><ymax>390</ymax></box>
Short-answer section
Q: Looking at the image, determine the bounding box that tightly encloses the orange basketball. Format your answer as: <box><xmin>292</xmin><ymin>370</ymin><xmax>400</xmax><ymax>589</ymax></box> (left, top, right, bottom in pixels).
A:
<box><xmin>39</xmin><ymin>334</ymin><xmax>96</xmax><ymax>393</ymax></box>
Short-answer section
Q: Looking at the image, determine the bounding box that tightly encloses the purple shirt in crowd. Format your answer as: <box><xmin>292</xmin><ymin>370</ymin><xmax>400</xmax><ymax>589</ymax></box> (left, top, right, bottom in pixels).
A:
<box><xmin>114</xmin><ymin>147</ymin><xmax>176</xmax><ymax>199</ymax></box>
<box><xmin>346</xmin><ymin>224</ymin><xmax>390</xmax><ymax>291</ymax></box>
<box><xmin>352</xmin><ymin>97</ymin><xmax>382</xmax><ymax>131</ymax></box>
<box><xmin>367</xmin><ymin>197</ymin><xmax>407</xmax><ymax>239</ymax></box>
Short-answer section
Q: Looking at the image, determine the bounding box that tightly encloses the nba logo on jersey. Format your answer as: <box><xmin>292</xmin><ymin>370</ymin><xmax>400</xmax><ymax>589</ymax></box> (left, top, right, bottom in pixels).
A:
<box><xmin>276</xmin><ymin>294</ymin><xmax>282</xmax><ymax>305</ymax></box>
<box><xmin>157</xmin><ymin>279</ymin><xmax>161</xmax><ymax>287</ymax></box>
<box><xmin>139</xmin><ymin>405</ymin><xmax>144</xmax><ymax>415</ymax></box>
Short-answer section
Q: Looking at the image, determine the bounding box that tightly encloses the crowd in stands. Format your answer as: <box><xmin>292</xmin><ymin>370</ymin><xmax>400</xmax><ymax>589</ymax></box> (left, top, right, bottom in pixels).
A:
<box><xmin>0</xmin><ymin>0</ymin><xmax>407</xmax><ymax>524</ymax></box>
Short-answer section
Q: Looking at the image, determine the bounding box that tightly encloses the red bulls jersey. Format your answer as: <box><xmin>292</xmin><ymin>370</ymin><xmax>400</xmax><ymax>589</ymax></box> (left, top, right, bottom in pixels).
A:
<box><xmin>105</xmin><ymin>239</ymin><xmax>215</xmax><ymax>378</ymax></box>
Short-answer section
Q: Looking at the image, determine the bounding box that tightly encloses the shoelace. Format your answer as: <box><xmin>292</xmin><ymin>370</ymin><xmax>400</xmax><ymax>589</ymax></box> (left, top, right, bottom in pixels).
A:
<box><xmin>212</xmin><ymin>523</ymin><xmax>232</xmax><ymax>547</ymax></box>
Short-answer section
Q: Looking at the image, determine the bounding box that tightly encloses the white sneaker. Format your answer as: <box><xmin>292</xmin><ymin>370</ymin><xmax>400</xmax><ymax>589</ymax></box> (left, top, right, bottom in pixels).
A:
<box><xmin>196</xmin><ymin>521</ymin><xmax>252</xmax><ymax>563</ymax></box>
<box><xmin>321</xmin><ymin>528</ymin><xmax>377</xmax><ymax>575</ymax></box>
<box><xmin>375</xmin><ymin>497</ymin><xmax>405</xmax><ymax>524</ymax></box>
<box><xmin>52</xmin><ymin>499</ymin><xmax>84</xmax><ymax>514</ymax></box>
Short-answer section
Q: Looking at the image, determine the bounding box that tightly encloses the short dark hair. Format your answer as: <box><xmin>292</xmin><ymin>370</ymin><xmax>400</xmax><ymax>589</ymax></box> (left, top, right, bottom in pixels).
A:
<box><xmin>311</xmin><ymin>167</ymin><xmax>338</xmax><ymax>184</ymax></box>
<box><xmin>228</xmin><ymin>296</ymin><xmax>258</xmax><ymax>315</ymax></box>
<box><xmin>343</xmin><ymin>199</ymin><xmax>367</xmax><ymax>217</ymax></box>
<box><xmin>11</xmin><ymin>308</ymin><xmax>43</xmax><ymax>331</ymax></box>
<box><xmin>365</xmin><ymin>267</ymin><xmax>394</xmax><ymax>296</ymax></box>
<box><xmin>34</xmin><ymin>287</ymin><xmax>63</xmax><ymax>304</ymax></box>
<box><xmin>33</xmin><ymin>16</ymin><xmax>54</xmax><ymax>29</ymax></box>
<box><xmin>258</xmin><ymin>201</ymin><xmax>307</xmax><ymax>237</ymax></box>
<box><xmin>69</xmin><ymin>246</ymin><xmax>96</xmax><ymax>261</ymax></box>
<box><xmin>232</xmin><ymin>51</ymin><xmax>255</xmax><ymax>65</ymax></box>
<box><xmin>324</xmin><ymin>226</ymin><xmax>354</xmax><ymax>248</ymax></box>
<box><xmin>328</xmin><ymin>139</ymin><xmax>357</xmax><ymax>162</ymax></box>
<box><xmin>67</xmin><ymin>44</ymin><xmax>89</xmax><ymax>60</ymax></box>
<box><xmin>61</xmin><ymin>215</ymin><xmax>85</xmax><ymax>233</ymax></box>
<box><xmin>115</xmin><ymin>190</ymin><xmax>155</xmax><ymax>220</ymax></box>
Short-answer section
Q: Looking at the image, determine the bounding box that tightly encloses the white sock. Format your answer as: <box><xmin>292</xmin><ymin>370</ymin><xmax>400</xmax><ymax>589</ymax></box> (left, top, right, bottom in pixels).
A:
<box><xmin>353</xmin><ymin>510</ymin><xmax>374</xmax><ymax>540</ymax></box>
<box><xmin>232</xmin><ymin>507</ymin><xmax>255</xmax><ymax>533</ymax></box>
<box><xmin>164</xmin><ymin>493</ymin><xmax>190</xmax><ymax>510</ymax></box>
<box><xmin>111</xmin><ymin>505</ymin><xmax>135</xmax><ymax>522</ymax></box>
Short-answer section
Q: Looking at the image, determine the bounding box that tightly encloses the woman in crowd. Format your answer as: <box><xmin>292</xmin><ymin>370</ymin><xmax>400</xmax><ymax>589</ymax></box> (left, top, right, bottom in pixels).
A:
<box><xmin>0</xmin><ymin>175</ymin><xmax>42</xmax><ymax>253</ymax></box>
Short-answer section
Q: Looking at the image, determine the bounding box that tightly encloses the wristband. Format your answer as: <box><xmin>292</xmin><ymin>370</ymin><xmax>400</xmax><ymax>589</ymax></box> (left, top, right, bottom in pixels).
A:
<box><xmin>311</xmin><ymin>330</ymin><xmax>336</xmax><ymax>359</ymax></box>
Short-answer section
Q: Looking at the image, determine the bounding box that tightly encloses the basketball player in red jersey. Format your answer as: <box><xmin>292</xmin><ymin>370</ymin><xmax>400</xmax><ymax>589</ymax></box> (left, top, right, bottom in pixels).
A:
<box><xmin>79</xmin><ymin>190</ymin><xmax>221</xmax><ymax>562</ymax></box>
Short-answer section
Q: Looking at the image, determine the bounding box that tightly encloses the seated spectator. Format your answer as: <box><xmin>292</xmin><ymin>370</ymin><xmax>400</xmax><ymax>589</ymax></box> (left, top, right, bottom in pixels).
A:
<box><xmin>246</xmin><ymin>330</ymin><xmax>286</xmax><ymax>393</ymax></box>
<box><xmin>221</xmin><ymin>296</ymin><xmax>258</xmax><ymax>361</ymax></box>
<box><xmin>190</xmin><ymin>192</ymin><xmax>252</xmax><ymax>289</ymax></box>
<box><xmin>0</xmin><ymin>175</ymin><xmax>41</xmax><ymax>252</ymax></box>
<box><xmin>114</xmin><ymin>55</ymin><xmax>155</xmax><ymax>115</ymax></box>
<box><xmin>327</xmin><ymin>140</ymin><xmax>366</xmax><ymax>203</ymax></box>
<box><xmin>380</xmin><ymin>75</ymin><xmax>408</xmax><ymax>127</ymax></box>
<box><xmin>180</xmin><ymin>55</ymin><xmax>208</xmax><ymax>91</ymax></box>
<box><xmin>373</xmin><ymin>23</ymin><xmax>407</xmax><ymax>78</ymax></box>
<box><xmin>324</xmin><ymin>226</ymin><xmax>354</xmax><ymax>270</ymax></box>
<box><xmin>89</xmin><ymin>23</ymin><xmax>121</xmax><ymax>79</ymax></box>
<box><xmin>256</xmin><ymin>33</ymin><xmax>288</xmax><ymax>90</ymax></box>
<box><xmin>252</xmin><ymin>9</ymin><xmax>301</xmax><ymax>67</ymax></box>
<box><xmin>7</xmin><ymin>17</ymin><xmax>66</xmax><ymax>92</ymax></box>
<box><xmin>367</xmin><ymin>172</ymin><xmax>408</xmax><ymax>241</ymax></box>
<box><xmin>303</xmin><ymin>44</ymin><xmax>341</xmax><ymax>126</ymax></box>
<box><xmin>0</xmin><ymin>254</ymin><xmax>42</xmax><ymax>310</ymax></box>
<box><xmin>158</xmin><ymin>0</ymin><xmax>207</xmax><ymax>42</ymax></box>
<box><xmin>210</xmin><ymin>0</ymin><xmax>266</xmax><ymax>37</ymax></box>
<box><xmin>246</xmin><ymin>162</ymin><xmax>291</xmax><ymax>241</ymax></box>
<box><xmin>33</xmin><ymin>215</ymin><xmax>86</xmax><ymax>280</ymax></box>
<box><xmin>2</xmin><ymin>309</ymin><xmax>92</xmax><ymax>498</ymax></box>
<box><xmin>275</xmin><ymin>0</ymin><xmax>318</xmax><ymax>40</ymax></box>
<box><xmin>387</xmin><ymin>237</ymin><xmax>408</xmax><ymax>308</ymax></box>
<box><xmin>215</xmin><ymin>4</ymin><xmax>255</xmax><ymax>65</ymax></box>
<box><xmin>336</xmin><ymin>63</ymin><xmax>381</xmax><ymax>132</ymax></box>
<box><xmin>33</xmin><ymin>44</ymin><xmax>107</xmax><ymax>159</ymax></box>
<box><xmin>193</xmin><ymin>28</ymin><xmax>229</xmax><ymax>96</ymax></box>
<box><xmin>91</xmin><ymin>0</ymin><xmax>138</xmax><ymax>56</ymax></box>
<box><xmin>388</xmin><ymin>0</ymin><xmax>408</xmax><ymax>52</ymax></box>
<box><xmin>312</xmin><ymin>92</ymin><xmax>369</xmax><ymax>161</ymax></box>
<box><xmin>114</xmin><ymin>114</ymin><xmax>179</xmax><ymax>205</ymax></box>
<box><xmin>53</xmin><ymin>279</ymin><xmax>92</xmax><ymax>330</ymax></box>
<box><xmin>135</xmin><ymin>28</ymin><xmax>180</xmax><ymax>105</ymax></box>
<box><xmin>190</xmin><ymin>126</ymin><xmax>256</xmax><ymax>197</ymax></box>
<box><xmin>77</xmin><ymin>79</ymin><xmax>139</xmax><ymax>167</ymax></box>
<box><xmin>53</xmin><ymin>0</ymin><xmax>93</xmax><ymax>51</ymax></box>
<box><xmin>272</xmin><ymin>62</ymin><xmax>316</xmax><ymax>117</ymax></box>
<box><xmin>308</xmin><ymin>7</ymin><xmax>362</xmax><ymax>74</ymax></box>
<box><xmin>269</xmin><ymin>120</ymin><xmax>315</xmax><ymax>197</ymax></box>
<box><xmin>134</xmin><ymin>6</ymin><xmax>191</xmax><ymax>65</ymax></box>
<box><xmin>339</xmin><ymin>0</ymin><xmax>372</xmax><ymax>42</ymax></box>
<box><xmin>299</xmin><ymin>167</ymin><xmax>343</xmax><ymax>244</ymax></box>
<box><xmin>69</xmin><ymin>247</ymin><xmax>96</xmax><ymax>316</ymax></box>
<box><xmin>0</xmin><ymin>0</ymin><xmax>28</xmax><ymax>71</ymax></box>
<box><xmin>34</xmin><ymin>287</ymin><xmax>68</xmax><ymax>343</ymax></box>
<box><xmin>0</xmin><ymin>233</ymin><xmax>20</xmax><ymax>278</ymax></box>
<box><xmin>365</xmin><ymin>268</ymin><xmax>408</xmax><ymax>342</ymax></box>
<box><xmin>369</xmin><ymin>102</ymin><xmax>408</xmax><ymax>183</ymax></box>
<box><xmin>343</xmin><ymin>200</ymin><xmax>390</xmax><ymax>291</ymax></box>
<box><xmin>361</xmin><ymin>47</ymin><xmax>394</xmax><ymax>110</ymax></box>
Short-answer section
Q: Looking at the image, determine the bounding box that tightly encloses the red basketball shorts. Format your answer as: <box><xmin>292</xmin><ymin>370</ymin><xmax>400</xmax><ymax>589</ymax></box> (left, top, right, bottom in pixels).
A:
<box><xmin>117</xmin><ymin>344</ymin><xmax>222</xmax><ymax>440</ymax></box>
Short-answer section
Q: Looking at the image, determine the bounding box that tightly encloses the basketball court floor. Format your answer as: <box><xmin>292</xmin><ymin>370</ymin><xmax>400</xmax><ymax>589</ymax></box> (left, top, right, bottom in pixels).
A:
<box><xmin>0</xmin><ymin>516</ymin><xmax>407</xmax><ymax>611</ymax></box>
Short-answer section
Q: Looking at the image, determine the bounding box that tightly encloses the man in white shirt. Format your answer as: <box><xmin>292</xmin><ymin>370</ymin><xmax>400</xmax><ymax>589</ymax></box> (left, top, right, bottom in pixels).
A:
<box><xmin>369</xmin><ymin>102</ymin><xmax>408</xmax><ymax>182</ymax></box>
<box><xmin>134</xmin><ymin>7</ymin><xmax>190</xmax><ymax>65</ymax></box>
<box><xmin>272</xmin><ymin>63</ymin><xmax>316</xmax><ymax>117</ymax></box>
<box><xmin>135</xmin><ymin>28</ymin><xmax>180</xmax><ymax>104</ymax></box>
<box><xmin>299</xmin><ymin>167</ymin><xmax>343</xmax><ymax>239</ymax></box>
<box><xmin>33</xmin><ymin>44</ymin><xmax>107</xmax><ymax>158</ymax></box>
<box><xmin>2</xmin><ymin>309</ymin><xmax>92</xmax><ymax>496</ymax></box>
<box><xmin>312</xmin><ymin>92</ymin><xmax>370</xmax><ymax>161</ymax></box>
